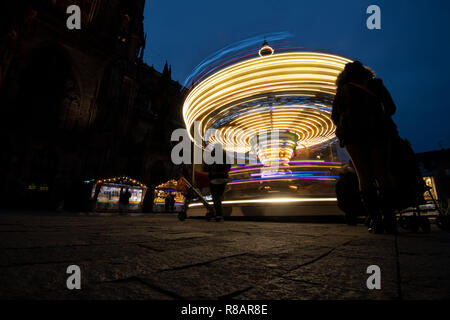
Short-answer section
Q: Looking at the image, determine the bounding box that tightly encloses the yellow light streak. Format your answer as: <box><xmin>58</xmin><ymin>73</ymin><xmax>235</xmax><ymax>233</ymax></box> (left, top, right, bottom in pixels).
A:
<box><xmin>183</xmin><ymin>51</ymin><xmax>351</xmax><ymax>163</ymax></box>
<box><xmin>188</xmin><ymin>197</ymin><xmax>338</xmax><ymax>207</ymax></box>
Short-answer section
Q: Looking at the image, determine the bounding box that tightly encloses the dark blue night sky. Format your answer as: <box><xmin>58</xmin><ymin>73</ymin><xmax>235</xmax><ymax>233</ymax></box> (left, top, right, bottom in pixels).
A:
<box><xmin>143</xmin><ymin>0</ymin><xmax>450</xmax><ymax>153</ymax></box>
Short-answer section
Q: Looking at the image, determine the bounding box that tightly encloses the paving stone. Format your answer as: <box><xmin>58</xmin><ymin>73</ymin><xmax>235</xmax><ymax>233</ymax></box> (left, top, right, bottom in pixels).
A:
<box><xmin>0</xmin><ymin>213</ymin><xmax>449</xmax><ymax>299</ymax></box>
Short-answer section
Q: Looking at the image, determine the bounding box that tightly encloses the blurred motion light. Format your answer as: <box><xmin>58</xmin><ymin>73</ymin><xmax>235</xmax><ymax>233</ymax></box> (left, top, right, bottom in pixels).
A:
<box><xmin>183</xmin><ymin>43</ymin><xmax>352</xmax><ymax>164</ymax></box>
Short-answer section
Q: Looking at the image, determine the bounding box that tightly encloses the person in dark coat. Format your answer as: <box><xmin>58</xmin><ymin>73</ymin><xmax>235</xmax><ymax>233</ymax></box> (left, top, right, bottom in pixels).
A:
<box><xmin>120</xmin><ymin>188</ymin><xmax>131</xmax><ymax>215</ymax></box>
<box><xmin>332</xmin><ymin>61</ymin><xmax>398</xmax><ymax>234</ymax></box>
<box><xmin>204</xmin><ymin>144</ymin><xmax>232</xmax><ymax>222</ymax></box>
<box><xmin>169</xmin><ymin>193</ymin><xmax>176</xmax><ymax>212</ymax></box>
<box><xmin>164</xmin><ymin>195</ymin><xmax>170</xmax><ymax>212</ymax></box>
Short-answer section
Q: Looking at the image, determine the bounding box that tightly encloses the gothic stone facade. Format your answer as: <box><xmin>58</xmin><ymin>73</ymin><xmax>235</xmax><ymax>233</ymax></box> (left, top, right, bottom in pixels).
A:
<box><xmin>0</xmin><ymin>0</ymin><xmax>184</xmax><ymax>210</ymax></box>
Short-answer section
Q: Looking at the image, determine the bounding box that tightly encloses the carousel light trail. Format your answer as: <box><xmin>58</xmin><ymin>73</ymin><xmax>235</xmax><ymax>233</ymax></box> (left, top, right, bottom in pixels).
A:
<box><xmin>249</xmin><ymin>171</ymin><xmax>329</xmax><ymax>177</ymax></box>
<box><xmin>183</xmin><ymin>46</ymin><xmax>352</xmax><ymax>164</ymax></box>
<box><xmin>228</xmin><ymin>176</ymin><xmax>339</xmax><ymax>185</ymax></box>
<box><xmin>188</xmin><ymin>197</ymin><xmax>338</xmax><ymax>207</ymax></box>
<box><xmin>228</xmin><ymin>160</ymin><xmax>343</xmax><ymax>174</ymax></box>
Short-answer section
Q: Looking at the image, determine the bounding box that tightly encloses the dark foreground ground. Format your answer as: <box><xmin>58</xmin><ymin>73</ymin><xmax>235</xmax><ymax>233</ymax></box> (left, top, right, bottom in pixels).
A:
<box><xmin>0</xmin><ymin>213</ymin><xmax>449</xmax><ymax>300</ymax></box>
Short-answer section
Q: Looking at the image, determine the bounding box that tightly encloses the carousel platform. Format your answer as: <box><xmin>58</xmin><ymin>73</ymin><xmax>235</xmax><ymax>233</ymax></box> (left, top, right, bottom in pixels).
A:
<box><xmin>187</xmin><ymin>198</ymin><xmax>344</xmax><ymax>220</ymax></box>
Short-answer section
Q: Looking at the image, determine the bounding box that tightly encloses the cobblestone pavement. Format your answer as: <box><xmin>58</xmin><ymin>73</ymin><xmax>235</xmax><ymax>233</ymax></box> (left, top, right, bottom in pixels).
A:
<box><xmin>1</xmin><ymin>213</ymin><xmax>449</xmax><ymax>300</ymax></box>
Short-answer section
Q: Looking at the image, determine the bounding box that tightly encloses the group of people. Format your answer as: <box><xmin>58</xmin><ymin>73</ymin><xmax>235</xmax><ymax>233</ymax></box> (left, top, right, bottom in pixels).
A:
<box><xmin>178</xmin><ymin>60</ymin><xmax>403</xmax><ymax>233</ymax></box>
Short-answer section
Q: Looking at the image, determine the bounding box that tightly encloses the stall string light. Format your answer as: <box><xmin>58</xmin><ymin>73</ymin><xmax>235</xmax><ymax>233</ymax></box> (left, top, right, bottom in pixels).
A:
<box><xmin>96</xmin><ymin>176</ymin><xmax>146</xmax><ymax>188</ymax></box>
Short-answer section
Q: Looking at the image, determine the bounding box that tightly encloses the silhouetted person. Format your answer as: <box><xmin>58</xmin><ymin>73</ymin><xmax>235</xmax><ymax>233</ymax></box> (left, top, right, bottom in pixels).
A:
<box><xmin>165</xmin><ymin>195</ymin><xmax>170</xmax><ymax>212</ymax></box>
<box><xmin>120</xmin><ymin>188</ymin><xmax>131</xmax><ymax>215</ymax></box>
<box><xmin>204</xmin><ymin>144</ymin><xmax>232</xmax><ymax>222</ymax></box>
<box><xmin>169</xmin><ymin>193</ymin><xmax>176</xmax><ymax>212</ymax></box>
<box><xmin>332</xmin><ymin>61</ymin><xmax>398</xmax><ymax>234</ymax></box>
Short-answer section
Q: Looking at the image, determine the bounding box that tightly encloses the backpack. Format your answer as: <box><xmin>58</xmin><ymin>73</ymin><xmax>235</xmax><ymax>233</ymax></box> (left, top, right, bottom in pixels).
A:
<box><xmin>336</xmin><ymin>168</ymin><xmax>365</xmax><ymax>223</ymax></box>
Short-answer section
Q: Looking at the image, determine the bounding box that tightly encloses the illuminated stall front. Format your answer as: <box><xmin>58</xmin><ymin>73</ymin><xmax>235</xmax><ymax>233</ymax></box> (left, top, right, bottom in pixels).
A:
<box><xmin>91</xmin><ymin>176</ymin><xmax>147</xmax><ymax>212</ymax></box>
<box><xmin>153</xmin><ymin>179</ymin><xmax>186</xmax><ymax>212</ymax></box>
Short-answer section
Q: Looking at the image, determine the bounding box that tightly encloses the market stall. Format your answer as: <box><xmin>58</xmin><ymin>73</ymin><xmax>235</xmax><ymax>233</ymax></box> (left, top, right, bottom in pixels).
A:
<box><xmin>90</xmin><ymin>176</ymin><xmax>147</xmax><ymax>212</ymax></box>
<box><xmin>153</xmin><ymin>179</ymin><xmax>185</xmax><ymax>213</ymax></box>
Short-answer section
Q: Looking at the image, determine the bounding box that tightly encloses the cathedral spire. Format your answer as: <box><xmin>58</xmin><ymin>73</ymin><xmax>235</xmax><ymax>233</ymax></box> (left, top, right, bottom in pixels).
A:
<box><xmin>139</xmin><ymin>33</ymin><xmax>147</xmax><ymax>62</ymax></box>
<box><xmin>162</xmin><ymin>61</ymin><xmax>171</xmax><ymax>79</ymax></box>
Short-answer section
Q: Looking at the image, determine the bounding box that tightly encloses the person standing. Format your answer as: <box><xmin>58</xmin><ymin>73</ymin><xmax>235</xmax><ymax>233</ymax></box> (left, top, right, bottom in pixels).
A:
<box><xmin>332</xmin><ymin>61</ymin><xmax>398</xmax><ymax>234</ymax></box>
<box><xmin>169</xmin><ymin>193</ymin><xmax>176</xmax><ymax>212</ymax></box>
<box><xmin>204</xmin><ymin>144</ymin><xmax>232</xmax><ymax>222</ymax></box>
<box><xmin>164</xmin><ymin>194</ymin><xmax>170</xmax><ymax>212</ymax></box>
<box><xmin>119</xmin><ymin>187</ymin><xmax>124</xmax><ymax>214</ymax></box>
<box><xmin>120</xmin><ymin>188</ymin><xmax>131</xmax><ymax>215</ymax></box>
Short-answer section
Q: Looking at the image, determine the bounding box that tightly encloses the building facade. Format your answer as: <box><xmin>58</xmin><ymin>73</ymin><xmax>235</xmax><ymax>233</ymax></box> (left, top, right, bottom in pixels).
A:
<box><xmin>0</xmin><ymin>0</ymin><xmax>184</xmax><ymax>210</ymax></box>
<box><xmin>416</xmin><ymin>149</ymin><xmax>450</xmax><ymax>207</ymax></box>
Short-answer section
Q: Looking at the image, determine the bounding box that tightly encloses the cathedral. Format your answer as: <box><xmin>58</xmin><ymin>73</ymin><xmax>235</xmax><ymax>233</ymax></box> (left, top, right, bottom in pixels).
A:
<box><xmin>0</xmin><ymin>1</ymin><xmax>184</xmax><ymax>210</ymax></box>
